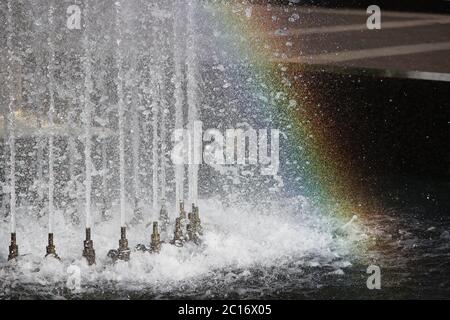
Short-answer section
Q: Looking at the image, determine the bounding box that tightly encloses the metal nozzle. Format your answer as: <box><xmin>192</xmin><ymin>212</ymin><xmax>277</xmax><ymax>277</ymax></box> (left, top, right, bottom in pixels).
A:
<box><xmin>82</xmin><ymin>228</ymin><xmax>96</xmax><ymax>265</ymax></box>
<box><xmin>108</xmin><ymin>227</ymin><xmax>131</xmax><ymax>262</ymax></box>
<box><xmin>171</xmin><ymin>217</ymin><xmax>184</xmax><ymax>247</ymax></box>
<box><xmin>45</xmin><ymin>233</ymin><xmax>60</xmax><ymax>259</ymax></box>
<box><xmin>117</xmin><ymin>227</ymin><xmax>130</xmax><ymax>261</ymax></box>
<box><xmin>150</xmin><ymin>222</ymin><xmax>161</xmax><ymax>253</ymax></box>
<box><xmin>8</xmin><ymin>233</ymin><xmax>19</xmax><ymax>261</ymax></box>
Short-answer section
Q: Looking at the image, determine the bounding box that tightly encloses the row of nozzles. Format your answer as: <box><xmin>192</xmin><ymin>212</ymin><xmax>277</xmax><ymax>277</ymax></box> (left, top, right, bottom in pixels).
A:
<box><xmin>6</xmin><ymin>201</ymin><xmax>203</xmax><ymax>266</ymax></box>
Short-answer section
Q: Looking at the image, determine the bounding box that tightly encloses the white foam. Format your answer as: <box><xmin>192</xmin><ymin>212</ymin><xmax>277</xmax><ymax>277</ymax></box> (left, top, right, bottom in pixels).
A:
<box><xmin>0</xmin><ymin>198</ymin><xmax>362</xmax><ymax>295</ymax></box>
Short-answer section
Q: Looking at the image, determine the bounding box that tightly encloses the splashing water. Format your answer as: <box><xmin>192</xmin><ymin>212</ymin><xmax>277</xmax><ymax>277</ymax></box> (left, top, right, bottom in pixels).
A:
<box><xmin>0</xmin><ymin>0</ymin><xmax>368</xmax><ymax>299</ymax></box>
<box><xmin>0</xmin><ymin>198</ymin><xmax>368</xmax><ymax>298</ymax></box>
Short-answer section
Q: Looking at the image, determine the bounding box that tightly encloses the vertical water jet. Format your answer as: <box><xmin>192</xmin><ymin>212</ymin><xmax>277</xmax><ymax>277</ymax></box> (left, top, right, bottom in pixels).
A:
<box><xmin>152</xmin><ymin>76</ymin><xmax>160</xmax><ymax>215</ymax></box>
<box><xmin>186</xmin><ymin>0</ymin><xmax>200</xmax><ymax>206</ymax></box>
<box><xmin>46</xmin><ymin>3</ymin><xmax>58</xmax><ymax>259</ymax></box>
<box><xmin>108</xmin><ymin>1</ymin><xmax>129</xmax><ymax>261</ymax></box>
<box><xmin>173</xmin><ymin>1</ymin><xmax>186</xmax><ymax>212</ymax></box>
<box><xmin>131</xmin><ymin>84</ymin><xmax>142</xmax><ymax>223</ymax></box>
<box><xmin>81</xmin><ymin>0</ymin><xmax>96</xmax><ymax>265</ymax></box>
<box><xmin>6</xmin><ymin>0</ymin><xmax>18</xmax><ymax>261</ymax></box>
<box><xmin>159</xmin><ymin>201</ymin><xmax>169</xmax><ymax>232</ymax></box>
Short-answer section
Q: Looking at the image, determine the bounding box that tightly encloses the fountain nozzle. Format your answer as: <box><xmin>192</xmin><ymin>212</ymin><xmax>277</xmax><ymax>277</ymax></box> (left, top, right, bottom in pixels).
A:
<box><xmin>171</xmin><ymin>217</ymin><xmax>184</xmax><ymax>247</ymax></box>
<box><xmin>150</xmin><ymin>222</ymin><xmax>161</xmax><ymax>253</ymax></box>
<box><xmin>45</xmin><ymin>233</ymin><xmax>60</xmax><ymax>259</ymax></box>
<box><xmin>82</xmin><ymin>228</ymin><xmax>96</xmax><ymax>265</ymax></box>
<box><xmin>187</xmin><ymin>204</ymin><xmax>203</xmax><ymax>244</ymax></box>
<box><xmin>118</xmin><ymin>227</ymin><xmax>130</xmax><ymax>260</ymax></box>
<box><xmin>107</xmin><ymin>227</ymin><xmax>130</xmax><ymax>262</ymax></box>
<box><xmin>8</xmin><ymin>233</ymin><xmax>19</xmax><ymax>261</ymax></box>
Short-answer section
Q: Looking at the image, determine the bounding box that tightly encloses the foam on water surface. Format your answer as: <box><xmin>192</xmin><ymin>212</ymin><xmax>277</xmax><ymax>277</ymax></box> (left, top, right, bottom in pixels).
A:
<box><xmin>0</xmin><ymin>198</ymin><xmax>365</xmax><ymax>298</ymax></box>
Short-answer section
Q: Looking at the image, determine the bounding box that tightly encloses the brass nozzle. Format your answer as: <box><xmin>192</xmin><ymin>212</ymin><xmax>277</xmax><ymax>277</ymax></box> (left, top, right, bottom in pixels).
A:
<box><xmin>117</xmin><ymin>227</ymin><xmax>130</xmax><ymax>261</ymax></box>
<box><xmin>8</xmin><ymin>233</ymin><xmax>18</xmax><ymax>261</ymax></box>
<box><xmin>171</xmin><ymin>217</ymin><xmax>184</xmax><ymax>246</ymax></box>
<box><xmin>45</xmin><ymin>233</ymin><xmax>59</xmax><ymax>259</ymax></box>
<box><xmin>119</xmin><ymin>227</ymin><xmax>129</xmax><ymax>250</ymax></box>
<box><xmin>150</xmin><ymin>222</ymin><xmax>161</xmax><ymax>253</ymax></box>
<box><xmin>82</xmin><ymin>228</ymin><xmax>96</xmax><ymax>265</ymax></box>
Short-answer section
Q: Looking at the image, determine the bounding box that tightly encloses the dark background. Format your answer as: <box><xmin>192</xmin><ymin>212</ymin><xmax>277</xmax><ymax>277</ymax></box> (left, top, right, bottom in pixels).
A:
<box><xmin>284</xmin><ymin>66</ymin><xmax>450</xmax><ymax>213</ymax></box>
<box><xmin>251</xmin><ymin>0</ymin><xmax>450</xmax><ymax>13</ymax></box>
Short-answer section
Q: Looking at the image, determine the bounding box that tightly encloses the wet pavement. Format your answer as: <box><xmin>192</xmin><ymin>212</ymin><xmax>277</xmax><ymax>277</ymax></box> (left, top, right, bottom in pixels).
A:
<box><xmin>248</xmin><ymin>4</ymin><xmax>450</xmax><ymax>77</ymax></box>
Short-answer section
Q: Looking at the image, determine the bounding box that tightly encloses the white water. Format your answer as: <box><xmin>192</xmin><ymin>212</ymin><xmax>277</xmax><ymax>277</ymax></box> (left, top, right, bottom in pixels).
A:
<box><xmin>47</xmin><ymin>5</ymin><xmax>56</xmax><ymax>234</ymax></box>
<box><xmin>131</xmin><ymin>83</ymin><xmax>140</xmax><ymax>205</ymax></box>
<box><xmin>151</xmin><ymin>72</ymin><xmax>160</xmax><ymax>213</ymax></box>
<box><xmin>187</xmin><ymin>0</ymin><xmax>199</xmax><ymax>206</ymax></box>
<box><xmin>115</xmin><ymin>1</ymin><xmax>126</xmax><ymax>228</ymax></box>
<box><xmin>160</xmin><ymin>76</ymin><xmax>167</xmax><ymax>206</ymax></box>
<box><xmin>173</xmin><ymin>3</ymin><xmax>185</xmax><ymax>211</ymax></box>
<box><xmin>6</xmin><ymin>0</ymin><xmax>16</xmax><ymax>234</ymax></box>
<box><xmin>0</xmin><ymin>198</ymin><xmax>362</xmax><ymax>297</ymax></box>
<box><xmin>82</xmin><ymin>0</ymin><xmax>93</xmax><ymax>229</ymax></box>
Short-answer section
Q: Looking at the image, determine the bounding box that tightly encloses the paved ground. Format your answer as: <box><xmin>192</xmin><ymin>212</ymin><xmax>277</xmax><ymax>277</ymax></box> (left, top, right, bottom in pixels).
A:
<box><xmin>249</xmin><ymin>5</ymin><xmax>450</xmax><ymax>79</ymax></box>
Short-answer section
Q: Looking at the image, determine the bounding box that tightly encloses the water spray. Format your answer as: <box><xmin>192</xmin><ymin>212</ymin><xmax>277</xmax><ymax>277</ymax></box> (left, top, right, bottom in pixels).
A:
<box><xmin>132</xmin><ymin>198</ymin><xmax>143</xmax><ymax>225</ymax></box>
<box><xmin>173</xmin><ymin>1</ymin><xmax>186</xmax><ymax>216</ymax></box>
<box><xmin>108</xmin><ymin>0</ymin><xmax>130</xmax><ymax>262</ymax></box>
<box><xmin>159</xmin><ymin>200</ymin><xmax>169</xmax><ymax>232</ymax></box>
<box><xmin>81</xmin><ymin>0</ymin><xmax>96</xmax><ymax>266</ymax></box>
<box><xmin>187</xmin><ymin>0</ymin><xmax>199</xmax><ymax>208</ymax></box>
<box><xmin>46</xmin><ymin>4</ymin><xmax>59</xmax><ymax>261</ymax></box>
<box><xmin>6</xmin><ymin>0</ymin><xmax>18</xmax><ymax>262</ymax></box>
<box><xmin>179</xmin><ymin>200</ymin><xmax>187</xmax><ymax>220</ymax></box>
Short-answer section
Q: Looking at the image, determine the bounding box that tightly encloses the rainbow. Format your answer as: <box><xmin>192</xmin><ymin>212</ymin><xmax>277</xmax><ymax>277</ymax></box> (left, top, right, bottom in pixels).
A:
<box><xmin>208</xmin><ymin>1</ymin><xmax>380</xmax><ymax>222</ymax></box>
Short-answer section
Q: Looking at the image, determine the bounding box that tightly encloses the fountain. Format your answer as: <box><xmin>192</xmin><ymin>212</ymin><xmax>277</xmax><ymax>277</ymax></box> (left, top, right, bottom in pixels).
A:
<box><xmin>109</xmin><ymin>0</ymin><xmax>130</xmax><ymax>262</ymax></box>
<box><xmin>0</xmin><ymin>0</ymin><xmax>310</xmax><ymax>299</ymax></box>
<box><xmin>5</xmin><ymin>0</ymin><xmax>18</xmax><ymax>262</ymax></box>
